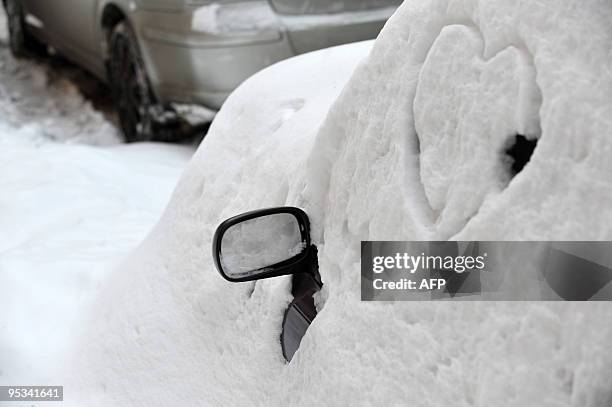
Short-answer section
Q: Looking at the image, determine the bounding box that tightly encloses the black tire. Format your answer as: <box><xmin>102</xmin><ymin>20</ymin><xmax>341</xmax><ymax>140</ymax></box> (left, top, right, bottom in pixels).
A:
<box><xmin>108</xmin><ymin>22</ymin><xmax>156</xmax><ymax>142</ymax></box>
<box><xmin>5</xmin><ymin>0</ymin><xmax>45</xmax><ymax>58</ymax></box>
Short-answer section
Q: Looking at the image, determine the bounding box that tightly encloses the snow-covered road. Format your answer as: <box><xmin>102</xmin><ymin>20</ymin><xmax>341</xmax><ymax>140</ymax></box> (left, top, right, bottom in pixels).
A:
<box><xmin>0</xmin><ymin>11</ymin><xmax>194</xmax><ymax>385</ymax></box>
<box><xmin>0</xmin><ymin>12</ymin><xmax>121</xmax><ymax>145</ymax></box>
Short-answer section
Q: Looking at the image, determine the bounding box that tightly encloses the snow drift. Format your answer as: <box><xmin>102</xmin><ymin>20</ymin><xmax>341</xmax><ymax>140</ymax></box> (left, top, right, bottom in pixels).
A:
<box><xmin>0</xmin><ymin>12</ymin><xmax>193</xmax><ymax>385</ymax></box>
<box><xmin>71</xmin><ymin>0</ymin><xmax>612</xmax><ymax>406</ymax></box>
<box><xmin>0</xmin><ymin>122</ymin><xmax>192</xmax><ymax>386</ymax></box>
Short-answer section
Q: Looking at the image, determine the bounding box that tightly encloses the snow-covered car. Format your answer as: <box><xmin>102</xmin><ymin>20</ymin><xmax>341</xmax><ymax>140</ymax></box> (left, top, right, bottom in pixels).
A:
<box><xmin>213</xmin><ymin>216</ymin><xmax>612</xmax><ymax>363</ymax></box>
<box><xmin>2</xmin><ymin>0</ymin><xmax>400</xmax><ymax>141</ymax></box>
<box><xmin>69</xmin><ymin>0</ymin><xmax>612</xmax><ymax>406</ymax></box>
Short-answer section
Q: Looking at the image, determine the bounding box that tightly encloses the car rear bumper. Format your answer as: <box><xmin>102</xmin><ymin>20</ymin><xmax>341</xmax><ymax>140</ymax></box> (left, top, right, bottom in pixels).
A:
<box><xmin>277</xmin><ymin>6</ymin><xmax>396</xmax><ymax>54</ymax></box>
<box><xmin>132</xmin><ymin>3</ymin><xmax>395</xmax><ymax>109</ymax></box>
<box><xmin>132</xmin><ymin>4</ymin><xmax>293</xmax><ymax>109</ymax></box>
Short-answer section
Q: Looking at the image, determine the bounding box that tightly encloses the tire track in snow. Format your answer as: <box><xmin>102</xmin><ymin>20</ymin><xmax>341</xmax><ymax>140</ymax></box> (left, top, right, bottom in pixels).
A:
<box><xmin>0</xmin><ymin>12</ymin><xmax>121</xmax><ymax>145</ymax></box>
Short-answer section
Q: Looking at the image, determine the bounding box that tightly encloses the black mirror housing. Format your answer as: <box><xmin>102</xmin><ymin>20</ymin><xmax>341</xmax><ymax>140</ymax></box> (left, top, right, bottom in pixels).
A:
<box><xmin>212</xmin><ymin>207</ymin><xmax>315</xmax><ymax>283</ymax></box>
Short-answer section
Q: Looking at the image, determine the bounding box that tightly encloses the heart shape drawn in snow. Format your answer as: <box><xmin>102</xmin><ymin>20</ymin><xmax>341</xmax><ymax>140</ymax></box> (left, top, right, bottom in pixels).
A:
<box><xmin>414</xmin><ymin>23</ymin><xmax>542</xmax><ymax>237</ymax></box>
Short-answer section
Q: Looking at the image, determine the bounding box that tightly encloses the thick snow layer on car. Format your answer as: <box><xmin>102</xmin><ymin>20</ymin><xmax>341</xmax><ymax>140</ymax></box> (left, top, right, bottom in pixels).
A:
<box><xmin>192</xmin><ymin>2</ymin><xmax>279</xmax><ymax>34</ymax></box>
<box><xmin>70</xmin><ymin>0</ymin><xmax>612</xmax><ymax>406</ymax></box>
<box><xmin>68</xmin><ymin>40</ymin><xmax>374</xmax><ymax>406</ymax></box>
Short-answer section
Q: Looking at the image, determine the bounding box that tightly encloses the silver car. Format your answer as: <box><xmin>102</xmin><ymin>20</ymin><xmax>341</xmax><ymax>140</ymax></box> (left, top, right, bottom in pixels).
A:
<box><xmin>3</xmin><ymin>0</ymin><xmax>400</xmax><ymax>141</ymax></box>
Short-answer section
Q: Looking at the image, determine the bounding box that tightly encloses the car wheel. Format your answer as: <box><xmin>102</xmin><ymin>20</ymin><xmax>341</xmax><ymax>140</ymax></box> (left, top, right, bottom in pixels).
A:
<box><xmin>5</xmin><ymin>0</ymin><xmax>45</xmax><ymax>58</ymax></box>
<box><xmin>108</xmin><ymin>22</ymin><xmax>156</xmax><ymax>142</ymax></box>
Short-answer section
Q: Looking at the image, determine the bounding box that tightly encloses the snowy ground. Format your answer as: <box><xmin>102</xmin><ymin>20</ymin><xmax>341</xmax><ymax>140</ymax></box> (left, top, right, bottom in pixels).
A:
<box><xmin>0</xmin><ymin>13</ymin><xmax>121</xmax><ymax>145</ymax></box>
<box><xmin>0</xmin><ymin>11</ymin><xmax>194</xmax><ymax>386</ymax></box>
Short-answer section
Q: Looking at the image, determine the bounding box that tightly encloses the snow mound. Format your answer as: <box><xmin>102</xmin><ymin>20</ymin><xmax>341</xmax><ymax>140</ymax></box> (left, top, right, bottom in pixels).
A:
<box><xmin>71</xmin><ymin>0</ymin><xmax>612</xmax><ymax>406</ymax></box>
<box><xmin>69</xmin><ymin>40</ymin><xmax>374</xmax><ymax>406</ymax></box>
<box><xmin>303</xmin><ymin>0</ymin><xmax>612</xmax><ymax>405</ymax></box>
<box><xmin>0</xmin><ymin>122</ymin><xmax>192</xmax><ymax>386</ymax></box>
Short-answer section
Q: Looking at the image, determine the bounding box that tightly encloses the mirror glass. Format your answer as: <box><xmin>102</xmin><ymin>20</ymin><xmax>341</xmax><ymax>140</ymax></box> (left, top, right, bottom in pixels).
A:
<box><xmin>220</xmin><ymin>213</ymin><xmax>306</xmax><ymax>279</ymax></box>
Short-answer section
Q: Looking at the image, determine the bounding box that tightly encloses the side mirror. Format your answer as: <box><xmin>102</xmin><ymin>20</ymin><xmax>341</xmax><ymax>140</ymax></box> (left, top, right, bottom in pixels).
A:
<box><xmin>212</xmin><ymin>207</ymin><xmax>315</xmax><ymax>282</ymax></box>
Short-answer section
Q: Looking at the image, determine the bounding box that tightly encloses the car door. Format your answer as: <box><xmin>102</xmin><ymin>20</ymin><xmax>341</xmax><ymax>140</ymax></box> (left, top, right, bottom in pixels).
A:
<box><xmin>269</xmin><ymin>0</ymin><xmax>402</xmax><ymax>54</ymax></box>
<box><xmin>19</xmin><ymin>0</ymin><xmax>50</xmax><ymax>39</ymax></box>
<box><xmin>27</xmin><ymin>0</ymin><xmax>102</xmax><ymax>76</ymax></box>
